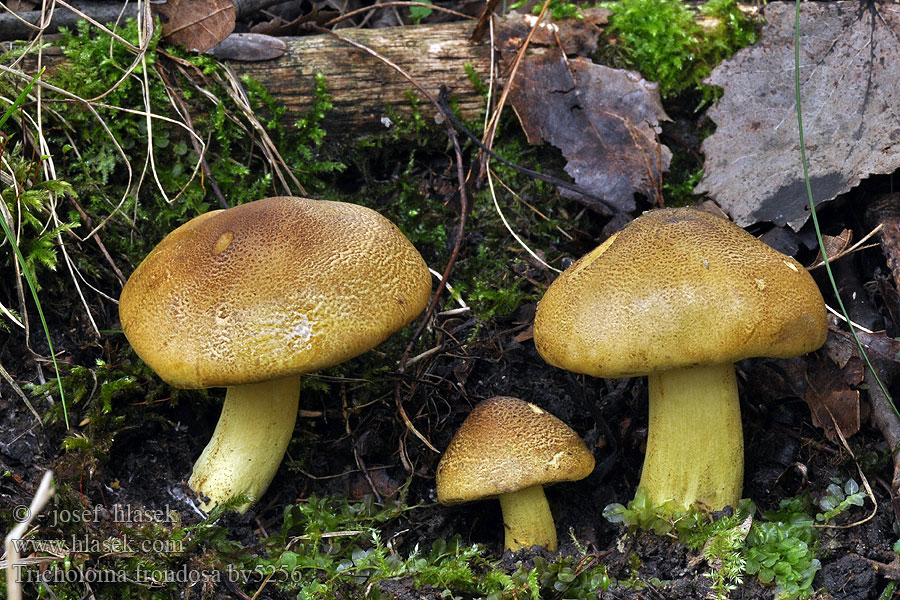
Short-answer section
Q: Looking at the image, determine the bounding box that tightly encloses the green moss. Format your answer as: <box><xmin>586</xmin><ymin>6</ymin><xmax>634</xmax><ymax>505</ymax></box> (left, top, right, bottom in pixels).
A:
<box><xmin>606</xmin><ymin>477</ymin><xmax>868</xmax><ymax>599</ymax></box>
<box><xmin>0</xmin><ymin>143</ymin><xmax>77</xmax><ymax>288</ymax></box>
<box><xmin>663</xmin><ymin>157</ymin><xmax>704</xmax><ymax>207</ymax></box>
<box><xmin>37</xmin><ymin>19</ymin><xmax>345</xmax><ymax>265</ymax></box>
<box><xmin>511</xmin><ymin>0</ymin><xmax>583</xmax><ymax>20</ymax></box>
<box><xmin>603</xmin><ymin>0</ymin><xmax>758</xmax><ymax>99</ymax></box>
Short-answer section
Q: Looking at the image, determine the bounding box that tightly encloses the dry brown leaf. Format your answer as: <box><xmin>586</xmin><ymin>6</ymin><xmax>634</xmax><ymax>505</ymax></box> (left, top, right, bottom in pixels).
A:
<box><xmin>813</xmin><ymin>228</ymin><xmax>853</xmax><ymax>265</ymax></box>
<box><xmin>496</xmin><ymin>9</ymin><xmax>609</xmax><ymax>56</ymax></box>
<box><xmin>154</xmin><ymin>0</ymin><xmax>236</xmax><ymax>53</ymax></box>
<box><xmin>805</xmin><ymin>353</ymin><xmax>862</xmax><ymax>443</ymax></box>
<box><xmin>695</xmin><ymin>2</ymin><xmax>900</xmax><ymax>230</ymax></box>
<box><xmin>6</xmin><ymin>1</ymin><xmax>36</xmax><ymax>11</ymax></box>
<box><xmin>248</xmin><ymin>6</ymin><xmax>340</xmax><ymax>36</ymax></box>
<box><xmin>513</xmin><ymin>325</ymin><xmax>534</xmax><ymax>344</ymax></box>
<box><xmin>828</xmin><ymin>326</ymin><xmax>900</xmax><ymax>367</ymax></box>
<box><xmin>498</xmin><ymin>17</ymin><xmax>671</xmax><ymax>212</ymax></box>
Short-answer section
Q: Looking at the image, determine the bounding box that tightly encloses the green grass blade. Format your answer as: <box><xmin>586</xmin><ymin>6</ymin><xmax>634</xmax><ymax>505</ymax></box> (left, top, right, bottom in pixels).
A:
<box><xmin>793</xmin><ymin>1</ymin><xmax>896</xmax><ymax>416</ymax></box>
<box><xmin>0</xmin><ymin>67</ymin><xmax>42</xmax><ymax>131</ymax></box>
<box><xmin>0</xmin><ymin>68</ymin><xmax>69</xmax><ymax>427</ymax></box>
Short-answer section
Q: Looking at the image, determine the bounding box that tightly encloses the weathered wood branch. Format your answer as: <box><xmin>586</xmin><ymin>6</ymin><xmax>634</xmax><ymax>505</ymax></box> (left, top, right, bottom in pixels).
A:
<box><xmin>11</xmin><ymin>21</ymin><xmax>490</xmax><ymax>136</ymax></box>
<box><xmin>225</xmin><ymin>22</ymin><xmax>490</xmax><ymax>135</ymax></box>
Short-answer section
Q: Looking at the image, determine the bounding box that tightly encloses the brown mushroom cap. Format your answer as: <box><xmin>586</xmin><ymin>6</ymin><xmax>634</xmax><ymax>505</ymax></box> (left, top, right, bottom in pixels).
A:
<box><xmin>119</xmin><ymin>196</ymin><xmax>432</xmax><ymax>389</ymax></box>
<box><xmin>436</xmin><ymin>396</ymin><xmax>595</xmax><ymax>505</ymax></box>
<box><xmin>534</xmin><ymin>207</ymin><xmax>827</xmax><ymax>378</ymax></box>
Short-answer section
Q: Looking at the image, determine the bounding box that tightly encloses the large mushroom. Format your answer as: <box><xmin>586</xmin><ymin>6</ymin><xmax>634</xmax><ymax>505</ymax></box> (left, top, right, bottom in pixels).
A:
<box><xmin>119</xmin><ymin>196</ymin><xmax>432</xmax><ymax>512</ymax></box>
<box><xmin>533</xmin><ymin>207</ymin><xmax>827</xmax><ymax>513</ymax></box>
<box><xmin>436</xmin><ymin>396</ymin><xmax>595</xmax><ymax>551</ymax></box>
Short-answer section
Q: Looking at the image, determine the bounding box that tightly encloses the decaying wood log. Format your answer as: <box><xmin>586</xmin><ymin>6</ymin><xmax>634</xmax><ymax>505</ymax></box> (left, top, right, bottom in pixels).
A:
<box><xmin>11</xmin><ymin>21</ymin><xmax>490</xmax><ymax>136</ymax></box>
<box><xmin>226</xmin><ymin>22</ymin><xmax>490</xmax><ymax>135</ymax></box>
<box><xmin>867</xmin><ymin>193</ymin><xmax>900</xmax><ymax>292</ymax></box>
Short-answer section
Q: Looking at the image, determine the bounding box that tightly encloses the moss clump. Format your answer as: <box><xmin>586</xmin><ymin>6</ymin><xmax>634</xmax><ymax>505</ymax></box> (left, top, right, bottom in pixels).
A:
<box><xmin>604</xmin><ymin>0</ymin><xmax>757</xmax><ymax>99</ymax></box>
<box><xmin>606</xmin><ymin>477</ymin><xmax>868</xmax><ymax>600</ymax></box>
<box><xmin>42</xmin><ymin>19</ymin><xmax>345</xmax><ymax>265</ymax></box>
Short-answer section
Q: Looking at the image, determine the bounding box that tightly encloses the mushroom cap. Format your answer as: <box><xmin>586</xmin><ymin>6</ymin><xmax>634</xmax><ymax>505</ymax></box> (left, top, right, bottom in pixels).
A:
<box><xmin>435</xmin><ymin>396</ymin><xmax>595</xmax><ymax>505</ymax></box>
<box><xmin>119</xmin><ymin>196</ymin><xmax>432</xmax><ymax>389</ymax></box>
<box><xmin>534</xmin><ymin>207</ymin><xmax>827</xmax><ymax>378</ymax></box>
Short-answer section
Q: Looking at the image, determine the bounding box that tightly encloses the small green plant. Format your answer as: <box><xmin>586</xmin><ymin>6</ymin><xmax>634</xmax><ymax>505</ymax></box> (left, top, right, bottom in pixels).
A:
<box><xmin>0</xmin><ymin>145</ymin><xmax>77</xmax><ymax>288</ymax></box>
<box><xmin>508</xmin><ymin>0</ymin><xmax>582</xmax><ymax>20</ymax></box>
<box><xmin>408</xmin><ymin>0</ymin><xmax>433</xmax><ymax>24</ymax></box>
<box><xmin>815</xmin><ymin>477</ymin><xmax>865</xmax><ymax>524</ymax></box>
<box><xmin>606</xmin><ymin>477</ymin><xmax>868</xmax><ymax>599</ymax></box>
<box><xmin>663</xmin><ymin>160</ymin><xmax>704</xmax><ymax>206</ymax></box>
<box><xmin>603</xmin><ymin>487</ymin><xmax>709</xmax><ymax>538</ymax></box>
<box><xmin>743</xmin><ymin>497</ymin><xmax>819</xmax><ymax>600</ymax></box>
<box><xmin>0</xmin><ymin>71</ymin><xmax>70</xmax><ymax>424</ymax></box>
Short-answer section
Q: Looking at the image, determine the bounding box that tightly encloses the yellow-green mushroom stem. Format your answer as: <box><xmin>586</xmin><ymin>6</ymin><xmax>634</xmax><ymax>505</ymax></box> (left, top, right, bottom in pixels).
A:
<box><xmin>498</xmin><ymin>484</ymin><xmax>558</xmax><ymax>552</ymax></box>
<box><xmin>638</xmin><ymin>363</ymin><xmax>743</xmax><ymax>513</ymax></box>
<box><xmin>188</xmin><ymin>376</ymin><xmax>301</xmax><ymax>513</ymax></box>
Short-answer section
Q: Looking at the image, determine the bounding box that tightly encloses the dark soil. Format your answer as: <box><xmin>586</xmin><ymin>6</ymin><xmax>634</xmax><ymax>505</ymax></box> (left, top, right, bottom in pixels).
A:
<box><xmin>4</xmin><ymin>259</ymin><xmax>900</xmax><ymax>599</ymax></box>
<box><xmin>3</xmin><ymin>10</ymin><xmax>900</xmax><ymax>600</ymax></box>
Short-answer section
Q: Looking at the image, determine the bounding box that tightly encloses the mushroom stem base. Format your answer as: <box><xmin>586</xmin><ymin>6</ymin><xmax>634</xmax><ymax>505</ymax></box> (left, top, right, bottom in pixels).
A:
<box><xmin>188</xmin><ymin>376</ymin><xmax>301</xmax><ymax>513</ymax></box>
<box><xmin>639</xmin><ymin>363</ymin><xmax>743</xmax><ymax>513</ymax></box>
<box><xmin>498</xmin><ymin>485</ymin><xmax>557</xmax><ymax>551</ymax></box>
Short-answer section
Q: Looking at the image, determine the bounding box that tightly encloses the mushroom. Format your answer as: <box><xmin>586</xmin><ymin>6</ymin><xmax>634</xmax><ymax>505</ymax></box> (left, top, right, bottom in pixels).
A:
<box><xmin>119</xmin><ymin>196</ymin><xmax>432</xmax><ymax>512</ymax></box>
<box><xmin>533</xmin><ymin>207</ymin><xmax>827</xmax><ymax>513</ymax></box>
<box><xmin>435</xmin><ymin>396</ymin><xmax>595</xmax><ymax>551</ymax></box>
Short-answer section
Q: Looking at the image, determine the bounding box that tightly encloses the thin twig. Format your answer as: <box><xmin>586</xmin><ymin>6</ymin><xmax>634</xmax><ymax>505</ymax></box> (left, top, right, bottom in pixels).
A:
<box><xmin>0</xmin><ymin>359</ymin><xmax>41</xmax><ymax>423</ymax></box>
<box><xmin>323</xmin><ymin>1</ymin><xmax>474</xmax><ymax>27</ymax></box>
<box><xmin>342</xmin><ymin>385</ymin><xmax>382</xmax><ymax>502</ymax></box>
<box><xmin>308</xmin><ymin>23</ymin><xmax>472</xmax><ymax>456</ymax></box>
<box><xmin>3</xmin><ymin>470</ymin><xmax>54</xmax><ymax>600</ymax></box>
<box><xmin>808</xmin><ymin>224</ymin><xmax>883</xmax><ymax>270</ymax></box>
<box><xmin>486</xmin><ymin>165</ymin><xmax>559</xmax><ymax>272</ymax></box>
<box><xmin>826</xmin><ymin>304</ymin><xmax>875</xmax><ymax>334</ymax></box>
<box><xmin>815</xmin><ymin>409</ymin><xmax>878</xmax><ymax>530</ymax></box>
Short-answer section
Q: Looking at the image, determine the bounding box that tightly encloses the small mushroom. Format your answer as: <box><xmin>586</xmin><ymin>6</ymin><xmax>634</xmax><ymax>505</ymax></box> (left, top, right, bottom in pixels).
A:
<box><xmin>436</xmin><ymin>396</ymin><xmax>595</xmax><ymax>551</ymax></box>
<box><xmin>119</xmin><ymin>196</ymin><xmax>432</xmax><ymax>512</ymax></box>
<box><xmin>533</xmin><ymin>207</ymin><xmax>827</xmax><ymax>513</ymax></box>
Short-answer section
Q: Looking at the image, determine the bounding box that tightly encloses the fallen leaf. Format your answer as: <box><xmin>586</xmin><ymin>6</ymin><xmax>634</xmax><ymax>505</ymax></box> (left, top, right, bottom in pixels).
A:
<box><xmin>498</xmin><ymin>16</ymin><xmax>671</xmax><ymax>212</ymax></box>
<box><xmin>209</xmin><ymin>33</ymin><xmax>286</xmax><ymax>62</ymax></box>
<box><xmin>812</xmin><ymin>228</ymin><xmax>853</xmax><ymax>265</ymax></box>
<box><xmin>470</xmin><ymin>0</ymin><xmax>503</xmax><ymax>43</ymax></box>
<box><xmin>759</xmin><ymin>225</ymin><xmax>801</xmax><ymax>258</ymax></box>
<box><xmin>154</xmin><ymin>0</ymin><xmax>236</xmax><ymax>53</ymax></box>
<box><xmin>828</xmin><ymin>325</ymin><xmax>900</xmax><ymax>367</ymax></box>
<box><xmin>512</xmin><ymin>326</ymin><xmax>533</xmax><ymax>344</ymax></box>
<box><xmin>249</xmin><ymin>6</ymin><xmax>339</xmax><ymax>36</ymax></box>
<box><xmin>496</xmin><ymin>9</ymin><xmax>609</xmax><ymax>56</ymax></box>
<box><xmin>805</xmin><ymin>352</ymin><xmax>862</xmax><ymax>443</ymax></box>
<box><xmin>6</xmin><ymin>1</ymin><xmax>36</xmax><ymax>11</ymax></box>
<box><xmin>695</xmin><ymin>2</ymin><xmax>900</xmax><ymax>230</ymax></box>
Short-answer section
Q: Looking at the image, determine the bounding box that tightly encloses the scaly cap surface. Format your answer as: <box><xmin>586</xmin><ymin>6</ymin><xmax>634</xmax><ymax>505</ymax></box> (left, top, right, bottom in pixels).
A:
<box><xmin>436</xmin><ymin>396</ymin><xmax>595</xmax><ymax>505</ymax></box>
<box><xmin>534</xmin><ymin>207</ymin><xmax>827</xmax><ymax>378</ymax></box>
<box><xmin>119</xmin><ymin>196</ymin><xmax>432</xmax><ymax>388</ymax></box>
